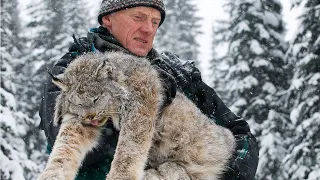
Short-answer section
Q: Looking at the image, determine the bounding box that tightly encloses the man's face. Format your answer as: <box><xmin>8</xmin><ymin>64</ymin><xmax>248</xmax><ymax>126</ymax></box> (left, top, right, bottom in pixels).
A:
<box><xmin>102</xmin><ymin>7</ymin><xmax>161</xmax><ymax>56</ymax></box>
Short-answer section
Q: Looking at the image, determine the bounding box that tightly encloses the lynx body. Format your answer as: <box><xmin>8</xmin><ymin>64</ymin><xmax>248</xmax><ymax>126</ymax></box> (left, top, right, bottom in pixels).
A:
<box><xmin>38</xmin><ymin>52</ymin><xmax>235</xmax><ymax>180</ymax></box>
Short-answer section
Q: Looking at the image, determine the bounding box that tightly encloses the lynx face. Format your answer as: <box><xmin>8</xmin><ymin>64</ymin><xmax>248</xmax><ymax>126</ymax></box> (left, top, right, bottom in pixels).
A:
<box><xmin>52</xmin><ymin>54</ymin><xmax>127</xmax><ymax>128</ymax></box>
<box><xmin>65</xmin><ymin>83</ymin><xmax>120</xmax><ymax>127</ymax></box>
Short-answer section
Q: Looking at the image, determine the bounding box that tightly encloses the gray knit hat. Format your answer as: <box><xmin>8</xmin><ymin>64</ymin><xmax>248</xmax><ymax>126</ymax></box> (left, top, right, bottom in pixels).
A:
<box><xmin>98</xmin><ymin>0</ymin><xmax>166</xmax><ymax>26</ymax></box>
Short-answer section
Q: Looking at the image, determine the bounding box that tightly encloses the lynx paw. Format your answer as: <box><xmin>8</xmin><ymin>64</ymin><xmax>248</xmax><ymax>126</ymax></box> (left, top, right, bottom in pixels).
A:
<box><xmin>143</xmin><ymin>169</ymin><xmax>162</xmax><ymax>180</ymax></box>
<box><xmin>143</xmin><ymin>162</ymin><xmax>191</xmax><ymax>180</ymax></box>
<box><xmin>158</xmin><ymin>162</ymin><xmax>190</xmax><ymax>180</ymax></box>
<box><xmin>37</xmin><ymin>169</ymin><xmax>64</xmax><ymax>180</ymax></box>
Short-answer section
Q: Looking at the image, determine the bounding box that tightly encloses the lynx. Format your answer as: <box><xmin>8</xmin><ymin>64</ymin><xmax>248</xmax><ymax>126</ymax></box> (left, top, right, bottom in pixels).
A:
<box><xmin>38</xmin><ymin>52</ymin><xmax>236</xmax><ymax>180</ymax></box>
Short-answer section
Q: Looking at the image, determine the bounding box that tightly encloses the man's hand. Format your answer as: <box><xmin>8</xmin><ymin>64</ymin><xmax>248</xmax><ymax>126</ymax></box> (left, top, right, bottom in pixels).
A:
<box><xmin>153</xmin><ymin>52</ymin><xmax>202</xmax><ymax>98</ymax></box>
<box><xmin>68</xmin><ymin>35</ymin><xmax>90</xmax><ymax>56</ymax></box>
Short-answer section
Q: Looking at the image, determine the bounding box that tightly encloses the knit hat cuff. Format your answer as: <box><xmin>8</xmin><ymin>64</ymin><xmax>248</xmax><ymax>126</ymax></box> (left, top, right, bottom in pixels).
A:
<box><xmin>98</xmin><ymin>1</ymin><xmax>165</xmax><ymax>26</ymax></box>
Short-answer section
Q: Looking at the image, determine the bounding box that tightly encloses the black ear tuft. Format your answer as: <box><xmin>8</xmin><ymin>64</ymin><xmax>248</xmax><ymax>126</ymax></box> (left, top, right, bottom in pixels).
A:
<box><xmin>46</xmin><ymin>68</ymin><xmax>61</xmax><ymax>82</ymax></box>
<box><xmin>47</xmin><ymin>68</ymin><xmax>69</xmax><ymax>91</ymax></box>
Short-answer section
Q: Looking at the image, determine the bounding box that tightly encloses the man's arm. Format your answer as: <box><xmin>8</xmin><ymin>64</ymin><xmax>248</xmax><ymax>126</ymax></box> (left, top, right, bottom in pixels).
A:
<box><xmin>155</xmin><ymin>52</ymin><xmax>259</xmax><ymax>180</ymax></box>
<box><xmin>196</xmin><ymin>82</ymin><xmax>259</xmax><ymax>180</ymax></box>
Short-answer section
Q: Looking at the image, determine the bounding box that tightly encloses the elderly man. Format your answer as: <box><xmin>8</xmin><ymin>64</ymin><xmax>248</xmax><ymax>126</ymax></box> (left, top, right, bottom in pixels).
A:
<box><xmin>39</xmin><ymin>0</ymin><xmax>259</xmax><ymax>179</ymax></box>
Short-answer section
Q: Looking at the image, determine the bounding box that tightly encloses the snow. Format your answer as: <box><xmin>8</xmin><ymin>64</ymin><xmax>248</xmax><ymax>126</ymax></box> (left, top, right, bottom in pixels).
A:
<box><xmin>306</xmin><ymin>96</ymin><xmax>319</xmax><ymax>107</ymax></box>
<box><xmin>229</xmin><ymin>40</ymin><xmax>241</xmax><ymax>52</ymax></box>
<box><xmin>236</xmin><ymin>21</ymin><xmax>251</xmax><ymax>33</ymax></box>
<box><xmin>0</xmin><ymin>107</ymin><xmax>19</xmax><ymax>135</ymax></box>
<box><xmin>256</xmin><ymin>24</ymin><xmax>270</xmax><ymax>39</ymax></box>
<box><xmin>290</xmin><ymin>78</ymin><xmax>304</xmax><ymax>90</ymax></box>
<box><xmin>0</xmin><ymin>150</ymin><xmax>25</xmax><ymax>180</ymax></box>
<box><xmin>241</xmin><ymin>75</ymin><xmax>259</xmax><ymax>91</ymax></box>
<box><xmin>308</xmin><ymin>169</ymin><xmax>320</xmax><ymax>180</ymax></box>
<box><xmin>250</xmin><ymin>39</ymin><xmax>264</xmax><ymax>55</ymax></box>
<box><xmin>236</xmin><ymin>61</ymin><xmax>250</xmax><ymax>72</ymax></box>
<box><xmin>289</xmin><ymin>108</ymin><xmax>299</xmax><ymax>125</ymax></box>
<box><xmin>252</xmin><ymin>98</ymin><xmax>266</xmax><ymax>106</ymax></box>
<box><xmin>298</xmin><ymin>54</ymin><xmax>316</xmax><ymax>66</ymax></box>
<box><xmin>0</xmin><ymin>88</ymin><xmax>17</xmax><ymax>109</ymax></box>
<box><xmin>315</xmin><ymin>36</ymin><xmax>320</xmax><ymax>46</ymax></box>
<box><xmin>253</xmin><ymin>58</ymin><xmax>272</xmax><ymax>68</ymax></box>
<box><xmin>308</xmin><ymin>73</ymin><xmax>320</xmax><ymax>85</ymax></box>
<box><xmin>272</xmin><ymin>49</ymin><xmax>286</xmax><ymax>59</ymax></box>
<box><xmin>263</xmin><ymin>82</ymin><xmax>277</xmax><ymax>94</ymax></box>
<box><xmin>263</xmin><ymin>11</ymin><xmax>280</xmax><ymax>27</ymax></box>
<box><xmin>230</xmin><ymin>98</ymin><xmax>247</xmax><ymax>113</ymax></box>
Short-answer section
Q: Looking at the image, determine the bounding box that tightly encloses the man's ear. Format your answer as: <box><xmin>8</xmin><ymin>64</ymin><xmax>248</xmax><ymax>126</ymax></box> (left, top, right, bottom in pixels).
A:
<box><xmin>102</xmin><ymin>15</ymin><xmax>113</xmax><ymax>30</ymax></box>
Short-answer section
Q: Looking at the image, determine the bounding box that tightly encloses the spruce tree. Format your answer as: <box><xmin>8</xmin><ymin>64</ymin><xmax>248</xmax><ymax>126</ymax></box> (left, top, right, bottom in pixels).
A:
<box><xmin>209</xmin><ymin>28</ymin><xmax>230</xmax><ymax>100</ymax></box>
<box><xmin>11</xmin><ymin>2</ymin><xmax>93</xmax><ymax>178</ymax></box>
<box><xmin>212</xmin><ymin>0</ymin><xmax>290</xmax><ymax>179</ymax></box>
<box><xmin>64</xmin><ymin>0</ymin><xmax>91</xmax><ymax>37</ymax></box>
<box><xmin>283</xmin><ymin>0</ymin><xmax>320</xmax><ymax>179</ymax></box>
<box><xmin>1</xmin><ymin>0</ymin><xmax>41</xmax><ymax>179</ymax></box>
<box><xmin>18</xmin><ymin>0</ymin><xmax>91</xmax><ymax>118</ymax></box>
<box><xmin>154</xmin><ymin>0</ymin><xmax>202</xmax><ymax>63</ymax></box>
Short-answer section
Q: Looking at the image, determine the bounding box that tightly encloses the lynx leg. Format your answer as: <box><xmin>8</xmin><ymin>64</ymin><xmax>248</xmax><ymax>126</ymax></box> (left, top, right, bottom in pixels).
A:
<box><xmin>106</xmin><ymin>111</ymin><xmax>156</xmax><ymax>180</ymax></box>
<box><xmin>38</xmin><ymin>117</ymin><xmax>100</xmax><ymax>180</ymax></box>
<box><xmin>106</xmin><ymin>70</ymin><xmax>162</xmax><ymax>180</ymax></box>
<box><xmin>143</xmin><ymin>162</ymin><xmax>191</xmax><ymax>180</ymax></box>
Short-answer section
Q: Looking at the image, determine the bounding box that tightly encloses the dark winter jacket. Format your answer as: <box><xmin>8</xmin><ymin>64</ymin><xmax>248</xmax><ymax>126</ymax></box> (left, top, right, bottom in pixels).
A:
<box><xmin>39</xmin><ymin>26</ymin><xmax>259</xmax><ymax>180</ymax></box>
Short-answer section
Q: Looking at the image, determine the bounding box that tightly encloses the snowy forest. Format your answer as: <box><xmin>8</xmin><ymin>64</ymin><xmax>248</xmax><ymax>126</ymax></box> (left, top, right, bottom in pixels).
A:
<box><xmin>1</xmin><ymin>0</ymin><xmax>319</xmax><ymax>179</ymax></box>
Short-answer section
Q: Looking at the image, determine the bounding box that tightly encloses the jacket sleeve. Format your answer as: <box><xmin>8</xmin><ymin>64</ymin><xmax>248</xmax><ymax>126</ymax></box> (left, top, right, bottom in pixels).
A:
<box><xmin>157</xmin><ymin>52</ymin><xmax>259</xmax><ymax>180</ymax></box>
<box><xmin>38</xmin><ymin>52</ymin><xmax>76</xmax><ymax>147</ymax></box>
<box><xmin>197</xmin><ymin>82</ymin><xmax>259</xmax><ymax>180</ymax></box>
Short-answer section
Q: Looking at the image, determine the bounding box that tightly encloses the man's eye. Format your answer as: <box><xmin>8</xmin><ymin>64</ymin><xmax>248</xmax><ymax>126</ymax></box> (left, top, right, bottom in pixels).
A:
<box><xmin>133</xmin><ymin>15</ymin><xmax>142</xmax><ymax>20</ymax></box>
<box><xmin>93</xmin><ymin>97</ymin><xmax>100</xmax><ymax>104</ymax></box>
<box><xmin>152</xmin><ymin>21</ymin><xmax>159</xmax><ymax>26</ymax></box>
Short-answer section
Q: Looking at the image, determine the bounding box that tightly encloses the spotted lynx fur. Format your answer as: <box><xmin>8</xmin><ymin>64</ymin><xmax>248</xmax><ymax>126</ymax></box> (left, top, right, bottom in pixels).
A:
<box><xmin>38</xmin><ymin>52</ymin><xmax>236</xmax><ymax>180</ymax></box>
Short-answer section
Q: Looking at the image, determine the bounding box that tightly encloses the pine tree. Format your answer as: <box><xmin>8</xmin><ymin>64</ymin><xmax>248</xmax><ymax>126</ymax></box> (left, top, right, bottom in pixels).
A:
<box><xmin>1</xmin><ymin>0</ymin><xmax>41</xmax><ymax>179</ymax></box>
<box><xmin>64</xmin><ymin>0</ymin><xmax>91</xmax><ymax>37</ymax></box>
<box><xmin>213</xmin><ymin>0</ymin><xmax>290</xmax><ymax>179</ymax></box>
<box><xmin>154</xmin><ymin>0</ymin><xmax>202</xmax><ymax>63</ymax></box>
<box><xmin>18</xmin><ymin>0</ymin><xmax>91</xmax><ymax>118</ymax></box>
<box><xmin>209</xmin><ymin>27</ymin><xmax>230</xmax><ymax>100</ymax></box>
<box><xmin>10</xmin><ymin>1</ymin><xmax>93</xmax><ymax>178</ymax></box>
<box><xmin>283</xmin><ymin>0</ymin><xmax>320</xmax><ymax>179</ymax></box>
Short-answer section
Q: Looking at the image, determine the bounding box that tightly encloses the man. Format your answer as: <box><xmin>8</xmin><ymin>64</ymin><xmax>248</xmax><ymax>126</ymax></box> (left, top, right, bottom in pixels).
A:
<box><xmin>39</xmin><ymin>0</ymin><xmax>259</xmax><ymax>179</ymax></box>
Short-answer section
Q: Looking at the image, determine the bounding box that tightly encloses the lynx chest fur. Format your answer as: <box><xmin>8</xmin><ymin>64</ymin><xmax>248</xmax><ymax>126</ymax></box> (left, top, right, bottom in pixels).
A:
<box><xmin>38</xmin><ymin>52</ymin><xmax>235</xmax><ymax>180</ymax></box>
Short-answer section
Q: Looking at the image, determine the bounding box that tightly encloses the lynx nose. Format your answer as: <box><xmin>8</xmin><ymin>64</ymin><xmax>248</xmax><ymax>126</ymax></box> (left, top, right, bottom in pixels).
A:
<box><xmin>85</xmin><ymin>113</ymin><xmax>96</xmax><ymax>120</ymax></box>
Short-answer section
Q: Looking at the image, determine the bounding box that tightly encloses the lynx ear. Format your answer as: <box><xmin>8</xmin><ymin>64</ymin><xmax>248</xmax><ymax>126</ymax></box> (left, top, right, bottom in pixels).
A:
<box><xmin>94</xmin><ymin>60</ymin><xmax>106</xmax><ymax>78</ymax></box>
<box><xmin>117</xmin><ymin>71</ymin><xmax>126</xmax><ymax>85</ymax></box>
<box><xmin>47</xmin><ymin>70</ymin><xmax>69</xmax><ymax>91</ymax></box>
<box><xmin>52</xmin><ymin>76</ymin><xmax>69</xmax><ymax>91</ymax></box>
<box><xmin>95</xmin><ymin>60</ymin><xmax>116</xmax><ymax>80</ymax></box>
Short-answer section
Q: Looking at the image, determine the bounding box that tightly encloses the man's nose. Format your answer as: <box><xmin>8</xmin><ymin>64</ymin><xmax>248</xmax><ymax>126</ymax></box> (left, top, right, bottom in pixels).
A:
<box><xmin>140</xmin><ymin>21</ymin><xmax>154</xmax><ymax>33</ymax></box>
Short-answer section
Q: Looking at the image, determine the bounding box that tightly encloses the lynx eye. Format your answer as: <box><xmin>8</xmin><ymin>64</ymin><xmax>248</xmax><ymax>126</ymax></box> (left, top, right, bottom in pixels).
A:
<box><xmin>93</xmin><ymin>97</ymin><xmax>99</xmax><ymax>104</ymax></box>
